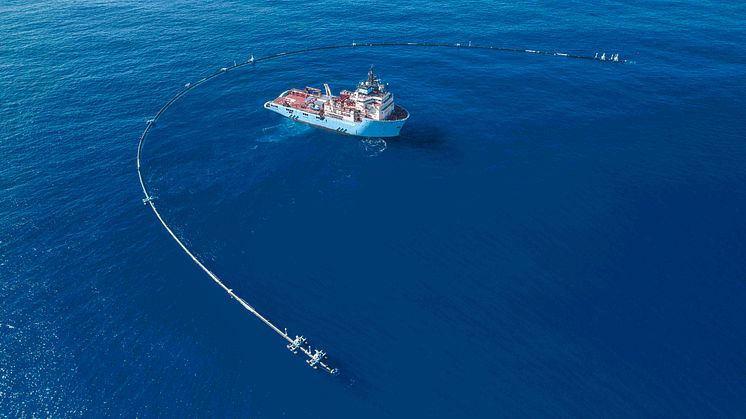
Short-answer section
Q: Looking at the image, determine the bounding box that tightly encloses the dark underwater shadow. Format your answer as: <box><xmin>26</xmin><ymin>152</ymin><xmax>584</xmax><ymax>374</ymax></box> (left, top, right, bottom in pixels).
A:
<box><xmin>392</xmin><ymin>123</ymin><xmax>450</xmax><ymax>151</ymax></box>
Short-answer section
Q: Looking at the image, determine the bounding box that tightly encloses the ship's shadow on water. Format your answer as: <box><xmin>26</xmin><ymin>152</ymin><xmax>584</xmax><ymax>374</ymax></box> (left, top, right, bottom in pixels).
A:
<box><xmin>394</xmin><ymin>123</ymin><xmax>449</xmax><ymax>150</ymax></box>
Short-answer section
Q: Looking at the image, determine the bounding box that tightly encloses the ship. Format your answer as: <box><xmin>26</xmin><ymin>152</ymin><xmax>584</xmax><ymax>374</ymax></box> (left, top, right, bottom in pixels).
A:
<box><xmin>264</xmin><ymin>66</ymin><xmax>409</xmax><ymax>137</ymax></box>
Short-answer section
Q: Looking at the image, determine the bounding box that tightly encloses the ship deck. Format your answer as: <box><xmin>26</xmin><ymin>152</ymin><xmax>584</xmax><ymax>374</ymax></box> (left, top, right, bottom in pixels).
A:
<box><xmin>386</xmin><ymin>105</ymin><xmax>409</xmax><ymax>121</ymax></box>
<box><xmin>272</xmin><ymin>89</ymin><xmax>321</xmax><ymax>114</ymax></box>
<box><xmin>272</xmin><ymin>88</ymin><xmax>409</xmax><ymax>122</ymax></box>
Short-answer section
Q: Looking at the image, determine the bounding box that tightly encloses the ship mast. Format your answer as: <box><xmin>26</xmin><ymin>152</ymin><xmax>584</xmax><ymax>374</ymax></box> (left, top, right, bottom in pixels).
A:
<box><xmin>367</xmin><ymin>64</ymin><xmax>378</xmax><ymax>84</ymax></box>
<box><xmin>361</xmin><ymin>64</ymin><xmax>385</xmax><ymax>93</ymax></box>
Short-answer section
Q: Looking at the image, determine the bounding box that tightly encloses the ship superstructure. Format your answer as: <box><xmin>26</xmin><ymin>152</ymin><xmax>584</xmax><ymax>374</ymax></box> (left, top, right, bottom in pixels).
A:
<box><xmin>264</xmin><ymin>66</ymin><xmax>409</xmax><ymax>137</ymax></box>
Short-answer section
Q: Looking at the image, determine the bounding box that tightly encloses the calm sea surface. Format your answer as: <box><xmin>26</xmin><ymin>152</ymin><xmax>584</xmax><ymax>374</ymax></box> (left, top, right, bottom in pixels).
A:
<box><xmin>1</xmin><ymin>1</ymin><xmax>745</xmax><ymax>417</ymax></box>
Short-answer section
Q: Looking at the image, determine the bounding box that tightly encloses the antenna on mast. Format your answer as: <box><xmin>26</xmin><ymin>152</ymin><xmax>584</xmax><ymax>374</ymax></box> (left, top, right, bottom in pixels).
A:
<box><xmin>368</xmin><ymin>64</ymin><xmax>377</xmax><ymax>84</ymax></box>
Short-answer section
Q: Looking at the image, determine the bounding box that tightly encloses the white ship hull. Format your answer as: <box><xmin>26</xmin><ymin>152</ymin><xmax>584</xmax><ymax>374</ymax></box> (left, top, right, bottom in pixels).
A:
<box><xmin>264</xmin><ymin>101</ymin><xmax>408</xmax><ymax>138</ymax></box>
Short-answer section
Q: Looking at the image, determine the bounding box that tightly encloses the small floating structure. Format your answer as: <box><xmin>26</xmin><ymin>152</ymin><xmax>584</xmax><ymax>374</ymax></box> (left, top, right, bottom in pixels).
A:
<box><xmin>285</xmin><ymin>333</ymin><xmax>337</xmax><ymax>374</ymax></box>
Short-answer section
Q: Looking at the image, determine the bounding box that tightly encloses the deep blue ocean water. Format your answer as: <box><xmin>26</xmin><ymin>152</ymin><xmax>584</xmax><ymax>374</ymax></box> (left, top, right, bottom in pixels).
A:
<box><xmin>2</xmin><ymin>1</ymin><xmax>746</xmax><ymax>417</ymax></box>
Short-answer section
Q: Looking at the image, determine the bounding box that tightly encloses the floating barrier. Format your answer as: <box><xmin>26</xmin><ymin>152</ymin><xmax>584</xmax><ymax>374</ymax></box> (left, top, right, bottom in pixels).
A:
<box><xmin>136</xmin><ymin>41</ymin><xmax>627</xmax><ymax>376</ymax></box>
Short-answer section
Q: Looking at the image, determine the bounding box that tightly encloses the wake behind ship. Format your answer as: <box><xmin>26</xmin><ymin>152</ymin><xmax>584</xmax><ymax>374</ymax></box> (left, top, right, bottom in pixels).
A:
<box><xmin>264</xmin><ymin>66</ymin><xmax>409</xmax><ymax>137</ymax></box>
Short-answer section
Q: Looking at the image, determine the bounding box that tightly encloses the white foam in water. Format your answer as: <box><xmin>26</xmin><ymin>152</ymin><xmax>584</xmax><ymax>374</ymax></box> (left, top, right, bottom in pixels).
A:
<box><xmin>255</xmin><ymin>124</ymin><xmax>284</xmax><ymax>143</ymax></box>
<box><xmin>256</xmin><ymin>120</ymin><xmax>311</xmax><ymax>143</ymax></box>
<box><xmin>361</xmin><ymin>137</ymin><xmax>387</xmax><ymax>157</ymax></box>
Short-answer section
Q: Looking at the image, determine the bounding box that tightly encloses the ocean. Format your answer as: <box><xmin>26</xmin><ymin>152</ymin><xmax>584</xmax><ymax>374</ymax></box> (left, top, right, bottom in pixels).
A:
<box><xmin>1</xmin><ymin>1</ymin><xmax>745</xmax><ymax>417</ymax></box>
